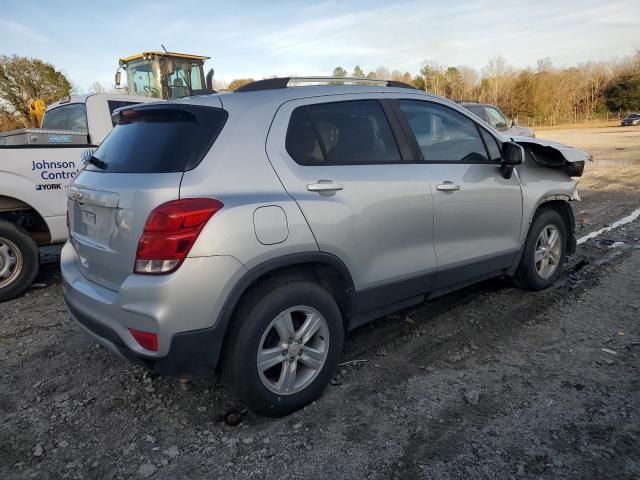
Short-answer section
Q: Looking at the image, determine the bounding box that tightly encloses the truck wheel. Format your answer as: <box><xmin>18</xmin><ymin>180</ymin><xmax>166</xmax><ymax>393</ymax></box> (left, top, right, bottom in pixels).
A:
<box><xmin>222</xmin><ymin>277</ymin><xmax>344</xmax><ymax>417</ymax></box>
<box><xmin>515</xmin><ymin>208</ymin><xmax>568</xmax><ymax>291</ymax></box>
<box><xmin>0</xmin><ymin>220</ymin><xmax>39</xmax><ymax>302</ymax></box>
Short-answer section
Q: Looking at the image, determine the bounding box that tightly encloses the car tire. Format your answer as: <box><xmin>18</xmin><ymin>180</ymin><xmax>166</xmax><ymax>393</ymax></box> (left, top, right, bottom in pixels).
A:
<box><xmin>0</xmin><ymin>220</ymin><xmax>39</xmax><ymax>302</ymax></box>
<box><xmin>515</xmin><ymin>208</ymin><xmax>568</xmax><ymax>291</ymax></box>
<box><xmin>222</xmin><ymin>277</ymin><xmax>344</xmax><ymax>417</ymax></box>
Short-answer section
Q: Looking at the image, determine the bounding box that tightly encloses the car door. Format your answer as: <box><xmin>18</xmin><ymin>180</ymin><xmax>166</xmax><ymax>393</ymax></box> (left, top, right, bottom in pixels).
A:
<box><xmin>266</xmin><ymin>95</ymin><xmax>438</xmax><ymax>317</ymax></box>
<box><xmin>393</xmin><ymin>98</ymin><xmax>523</xmax><ymax>290</ymax></box>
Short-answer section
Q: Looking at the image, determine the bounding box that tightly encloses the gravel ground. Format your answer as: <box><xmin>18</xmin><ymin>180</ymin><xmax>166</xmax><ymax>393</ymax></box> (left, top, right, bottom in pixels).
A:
<box><xmin>1</xmin><ymin>127</ymin><xmax>639</xmax><ymax>479</ymax></box>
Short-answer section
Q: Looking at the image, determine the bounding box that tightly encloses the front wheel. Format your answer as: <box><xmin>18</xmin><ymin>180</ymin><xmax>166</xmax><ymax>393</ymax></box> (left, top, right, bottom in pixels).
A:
<box><xmin>0</xmin><ymin>220</ymin><xmax>39</xmax><ymax>302</ymax></box>
<box><xmin>222</xmin><ymin>278</ymin><xmax>344</xmax><ymax>417</ymax></box>
<box><xmin>515</xmin><ymin>209</ymin><xmax>568</xmax><ymax>291</ymax></box>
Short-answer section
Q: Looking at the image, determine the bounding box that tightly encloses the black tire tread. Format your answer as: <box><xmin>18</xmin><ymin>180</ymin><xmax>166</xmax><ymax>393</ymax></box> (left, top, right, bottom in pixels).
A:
<box><xmin>0</xmin><ymin>220</ymin><xmax>39</xmax><ymax>302</ymax></box>
<box><xmin>221</xmin><ymin>275</ymin><xmax>343</xmax><ymax>416</ymax></box>
<box><xmin>515</xmin><ymin>207</ymin><xmax>568</xmax><ymax>291</ymax></box>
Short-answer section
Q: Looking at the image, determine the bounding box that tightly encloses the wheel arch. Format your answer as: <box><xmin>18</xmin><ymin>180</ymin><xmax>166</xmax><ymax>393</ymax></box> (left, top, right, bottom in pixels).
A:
<box><xmin>222</xmin><ymin>253</ymin><xmax>356</xmax><ymax>328</ymax></box>
<box><xmin>208</xmin><ymin>252</ymin><xmax>356</xmax><ymax>372</ymax></box>
<box><xmin>508</xmin><ymin>197</ymin><xmax>576</xmax><ymax>276</ymax></box>
<box><xmin>0</xmin><ymin>195</ymin><xmax>52</xmax><ymax>245</ymax></box>
<box><xmin>533</xmin><ymin>198</ymin><xmax>576</xmax><ymax>254</ymax></box>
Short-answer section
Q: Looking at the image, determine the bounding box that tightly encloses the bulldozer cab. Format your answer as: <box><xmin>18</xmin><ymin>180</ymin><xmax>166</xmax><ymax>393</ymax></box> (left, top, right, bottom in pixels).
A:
<box><xmin>116</xmin><ymin>52</ymin><xmax>213</xmax><ymax>100</ymax></box>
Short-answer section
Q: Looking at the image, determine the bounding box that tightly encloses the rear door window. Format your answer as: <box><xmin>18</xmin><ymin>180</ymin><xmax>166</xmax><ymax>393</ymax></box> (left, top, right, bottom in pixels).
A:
<box><xmin>398</xmin><ymin>100</ymin><xmax>489</xmax><ymax>163</ymax></box>
<box><xmin>87</xmin><ymin>105</ymin><xmax>227</xmax><ymax>173</ymax></box>
<box><xmin>42</xmin><ymin>103</ymin><xmax>88</xmax><ymax>131</ymax></box>
<box><xmin>286</xmin><ymin>100</ymin><xmax>401</xmax><ymax>165</ymax></box>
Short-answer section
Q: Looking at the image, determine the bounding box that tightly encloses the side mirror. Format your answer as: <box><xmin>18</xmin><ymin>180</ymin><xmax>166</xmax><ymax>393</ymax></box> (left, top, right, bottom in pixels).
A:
<box><xmin>115</xmin><ymin>71</ymin><xmax>121</xmax><ymax>87</ymax></box>
<box><xmin>511</xmin><ymin>118</ymin><xmax>518</xmax><ymax>127</ymax></box>
<box><xmin>502</xmin><ymin>141</ymin><xmax>524</xmax><ymax>166</ymax></box>
<box><xmin>500</xmin><ymin>141</ymin><xmax>525</xmax><ymax>179</ymax></box>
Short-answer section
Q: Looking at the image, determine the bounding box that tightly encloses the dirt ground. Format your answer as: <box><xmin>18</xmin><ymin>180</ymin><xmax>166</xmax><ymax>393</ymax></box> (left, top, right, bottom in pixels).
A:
<box><xmin>1</xmin><ymin>126</ymin><xmax>639</xmax><ymax>480</ymax></box>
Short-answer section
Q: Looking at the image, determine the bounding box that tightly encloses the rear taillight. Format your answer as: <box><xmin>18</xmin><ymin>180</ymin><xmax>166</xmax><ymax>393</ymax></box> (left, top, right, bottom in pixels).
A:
<box><xmin>134</xmin><ymin>198</ymin><xmax>223</xmax><ymax>275</ymax></box>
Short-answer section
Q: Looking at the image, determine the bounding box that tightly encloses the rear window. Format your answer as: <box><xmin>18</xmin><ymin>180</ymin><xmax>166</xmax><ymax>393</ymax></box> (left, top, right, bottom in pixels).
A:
<box><xmin>42</xmin><ymin>103</ymin><xmax>88</xmax><ymax>131</ymax></box>
<box><xmin>86</xmin><ymin>104</ymin><xmax>227</xmax><ymax>173</ymax></box>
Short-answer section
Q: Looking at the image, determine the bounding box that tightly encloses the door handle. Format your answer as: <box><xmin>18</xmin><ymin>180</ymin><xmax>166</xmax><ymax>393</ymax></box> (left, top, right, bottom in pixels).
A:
<box><xmin>436</xmin><ymin>181</ymin><xmax>460</xmax><ymax>192</ymax></box>
<box><xmin>307</xmin><ymin>181</ymin><xmax>343</xmax><ymax>193</ymax></box>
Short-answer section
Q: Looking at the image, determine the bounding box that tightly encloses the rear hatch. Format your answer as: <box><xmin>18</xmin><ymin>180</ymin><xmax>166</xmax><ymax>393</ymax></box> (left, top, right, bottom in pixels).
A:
<box><xmin>68</xmin><ymin>102</ymin><xmax>227</xmax><ymax>291</ymax></box>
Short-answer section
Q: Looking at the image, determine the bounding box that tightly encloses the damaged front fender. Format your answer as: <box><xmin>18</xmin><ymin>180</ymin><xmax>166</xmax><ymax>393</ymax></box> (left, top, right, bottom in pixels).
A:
<box><xmin>510</xmin><ymin>136</ymin><xmax>592</xmax><ymax>177</ymax></box>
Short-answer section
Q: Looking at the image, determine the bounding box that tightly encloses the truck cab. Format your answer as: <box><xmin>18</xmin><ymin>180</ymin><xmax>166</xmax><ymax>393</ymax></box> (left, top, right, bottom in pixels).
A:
<box><xmin>0</xmin><ymin>93</ymin><xmax>158</xmax><ymax>301</ymax></box>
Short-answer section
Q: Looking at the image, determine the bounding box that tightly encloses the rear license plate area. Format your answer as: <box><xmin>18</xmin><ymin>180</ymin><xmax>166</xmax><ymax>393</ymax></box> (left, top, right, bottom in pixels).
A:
<box><xmin>81</xmin><ymin>208</ymin><xmax>97</xmax><ymax>225</ymax></box>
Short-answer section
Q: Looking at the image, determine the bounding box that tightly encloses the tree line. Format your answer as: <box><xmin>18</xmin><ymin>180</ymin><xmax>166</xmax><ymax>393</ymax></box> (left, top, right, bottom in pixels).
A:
<box><xmin>1</xmin><ymin>51</ymin><xmax>638</xmax><ymax>131</ymax></box>
<box><xmin>328</xmin><ymin>51</ymin><xmax>640</xmax><ymax>123</ymax></box>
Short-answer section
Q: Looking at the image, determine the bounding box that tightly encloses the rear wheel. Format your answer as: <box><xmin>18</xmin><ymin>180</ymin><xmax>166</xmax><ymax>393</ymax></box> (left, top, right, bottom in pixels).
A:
<box><xmin>0</xmin><ymin>220</ymin><xmax>39</xmax><ymax>302</ymax></box>
<box><xmin>222</xmin><ymin>278</ymin><xmax>343</xmax><ymax>416</ymax></box>
<box><xmin>515</xmin><ymin>209</ymin><xmax>568</xmax><ymax>291</ymax></box>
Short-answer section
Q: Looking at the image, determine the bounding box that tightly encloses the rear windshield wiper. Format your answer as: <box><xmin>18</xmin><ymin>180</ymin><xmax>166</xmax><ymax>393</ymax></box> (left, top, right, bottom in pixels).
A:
<box><xmin>88</xmin><ymin>155</ymin><xmax>107</xmax><ymax>170</ymax></box>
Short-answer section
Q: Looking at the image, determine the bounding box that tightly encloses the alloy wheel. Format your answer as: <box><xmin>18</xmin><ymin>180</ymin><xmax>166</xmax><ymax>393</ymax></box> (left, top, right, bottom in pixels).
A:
<box><xmin>256</xmin><ymin>306</ymin><xmax>330</xmax><ymax>395</ymax></box>
<box><xmin>534</xmin><ymin>225</ymin><xmax>562</xmax><ymax>279</ymax></box>
<box><xmin>0</xmin><ymin>237</ymin><xmax>23</xmax><ymax>289</ymax></box>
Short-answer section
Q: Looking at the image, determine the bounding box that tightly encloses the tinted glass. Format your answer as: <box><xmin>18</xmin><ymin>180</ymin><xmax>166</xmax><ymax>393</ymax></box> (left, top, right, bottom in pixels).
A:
<box><xmin>465</xmin><ymin>105</ymin><xmax>486</xmax><ymax>121</ymax></box>
<box><xmin>42</xmin><ymin>104</ymin><xmax>88</xmax><ymax>131</ymax></box>
<box><xmin>87</xmin><ymin>105</ymin><xmax>227</xmax><ymax>173</ymax></box>
<box><xmin>286</xmin><ymin>100</ymin><xmax>401</xmax><ymax>165</ymax></box>
<box><xmin>479</xmin><ymin>127</ymin><xmax>502</xmax><ymax>162</ymax></box>
<box><xmin>399</xmin><ymin>100</ymin><xmax>489</xmax><ymax>163</ymax></box>
<box><xmin>285</xmin><ymin>108</ymin><xmax>324</xmax><ymax>165</ymax></box>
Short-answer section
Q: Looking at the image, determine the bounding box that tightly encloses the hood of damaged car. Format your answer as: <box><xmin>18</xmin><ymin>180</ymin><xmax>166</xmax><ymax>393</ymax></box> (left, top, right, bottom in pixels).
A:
<box><xmin>506</xmin><ymin>136</ymin><xmax>592</xmax><ymax>177</ymax></box>
<box><xmin>509</xmin><ymin>136</ymin><xmax>592</xmax><ymax>163</ymax></box>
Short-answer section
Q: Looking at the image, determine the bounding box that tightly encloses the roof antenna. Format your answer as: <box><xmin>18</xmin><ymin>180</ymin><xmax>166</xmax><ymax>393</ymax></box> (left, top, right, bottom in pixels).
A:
<box><xmin>161</xmin><ymin>44</ymin><xmax>168</xmax><ymax>53</ymax></box>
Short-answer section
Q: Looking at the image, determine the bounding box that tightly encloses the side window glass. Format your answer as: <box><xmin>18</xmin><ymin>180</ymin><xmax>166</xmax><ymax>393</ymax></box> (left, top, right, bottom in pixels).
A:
<box><xmin>307</xmin><ymin>100</ymin><xmax>400</xmax><ymax>164</ymax></box>
<box><xmin>479</xmin><ymin>128</ymin><xmax>502</xmax><ymax>162</ymax></box>
<box><xmin>285</xmin><ymin>108</ymin><xmax>325</xmax><ymax>165</ymax></box>
<box><xmin>465</xmin><ymin>105</ymin><xmax>487</xmax><ymax>122</ymax></box>
<box><xmin>485</xmin><ymin>107</ymin><xmax>509</xmax><ymax>130</ymax></box>
<box><xmin>41</xmin><ymin>104</ymin><xmax>88</xmax><ymax>131</ymax></box>
<box><xmin>398</xmin><ymin>100</ymin><xmax>489</xmax><ymax>163</ymax></box>
<box><xmin>287</xmin><ymin>100</ymin><xmax>401</xmax><ymax>165</ymax></box>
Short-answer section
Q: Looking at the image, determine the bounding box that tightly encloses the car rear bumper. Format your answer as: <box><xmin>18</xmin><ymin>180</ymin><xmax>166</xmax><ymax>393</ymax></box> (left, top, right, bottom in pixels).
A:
<box><xmin>61</xmin><ymin>242</ymin><xmax>247</xmax><ymax>377</ymax></box>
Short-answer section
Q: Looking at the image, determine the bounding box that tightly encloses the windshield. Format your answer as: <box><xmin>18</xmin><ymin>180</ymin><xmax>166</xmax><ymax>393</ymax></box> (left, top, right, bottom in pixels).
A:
<box><xmin>485</xmin><ymin>106</ymin><xmax>509</xmax><ymax>129</ymax></box>
<box><xmin>42</xmin><ymin>103</ymin><xmax>88</xmax><ymax>131</ymax></box>
<box><xmin>125</xmin><ymin>58</ymin><xmax>162</xmax><ymax>98</ymax></box>
<box><xmin>125</xmin><ymin>57</ymin><xmax>205</xmax><ymax>99</ymax></box>
<box><xmin>160</xmin><ymin>59</ymin><xmax>205</xmax><ymax>99</ymax></box>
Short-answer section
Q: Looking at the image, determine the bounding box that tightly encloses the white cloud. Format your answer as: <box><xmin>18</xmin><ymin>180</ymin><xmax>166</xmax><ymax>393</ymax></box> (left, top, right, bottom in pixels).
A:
<box><xmin>0</xmin><ymin>19</ymin><xmax>50</xmax><ymax>44</ymax></box>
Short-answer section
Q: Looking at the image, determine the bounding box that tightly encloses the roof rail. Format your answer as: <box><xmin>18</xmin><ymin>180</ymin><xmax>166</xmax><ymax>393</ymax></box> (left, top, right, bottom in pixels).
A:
<box><xmin>235</xmin><ymin>76</ymin><xmax>417</xmax><ymax>92</ymax></box>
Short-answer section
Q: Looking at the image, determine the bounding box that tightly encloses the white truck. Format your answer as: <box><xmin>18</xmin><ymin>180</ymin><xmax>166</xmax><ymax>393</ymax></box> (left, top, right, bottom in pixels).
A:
<box><xmin>0</xmin><ymin>93</ymin><xmax>156</xmax><ymax>301</ymax></box>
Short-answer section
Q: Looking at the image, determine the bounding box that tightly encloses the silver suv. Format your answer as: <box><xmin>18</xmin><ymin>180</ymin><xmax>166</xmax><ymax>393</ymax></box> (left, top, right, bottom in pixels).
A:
<box><xmin>62</xmin><ymin>77</ymin><xmax>589</xmax><ymax>416</ymax></box>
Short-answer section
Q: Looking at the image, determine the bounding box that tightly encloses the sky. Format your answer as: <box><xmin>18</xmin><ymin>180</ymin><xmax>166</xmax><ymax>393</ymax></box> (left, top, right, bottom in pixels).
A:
<box><xmin>1</xmin><ymin>0</ymin><xmax>638</xmax><ymax>92</ymax></box>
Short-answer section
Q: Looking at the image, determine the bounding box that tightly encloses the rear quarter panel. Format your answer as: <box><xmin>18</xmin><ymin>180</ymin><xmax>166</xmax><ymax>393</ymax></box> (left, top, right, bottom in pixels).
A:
<box><xmin>179</xmin><ymin>94</ymin><xmax>318</xmax><ymax>267</ymax></box>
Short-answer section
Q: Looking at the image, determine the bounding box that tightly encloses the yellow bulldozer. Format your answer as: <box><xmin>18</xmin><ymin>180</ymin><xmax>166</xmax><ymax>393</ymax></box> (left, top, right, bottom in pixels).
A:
<box><xmin>115</xmin><ymin>50</ymin><xmax>215</xmax><ymax>100</ymax></box>
<box><xmin>26</xmin><ymin>49</ymin><xmax>214</xmax><ymax>128</ymax></box>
